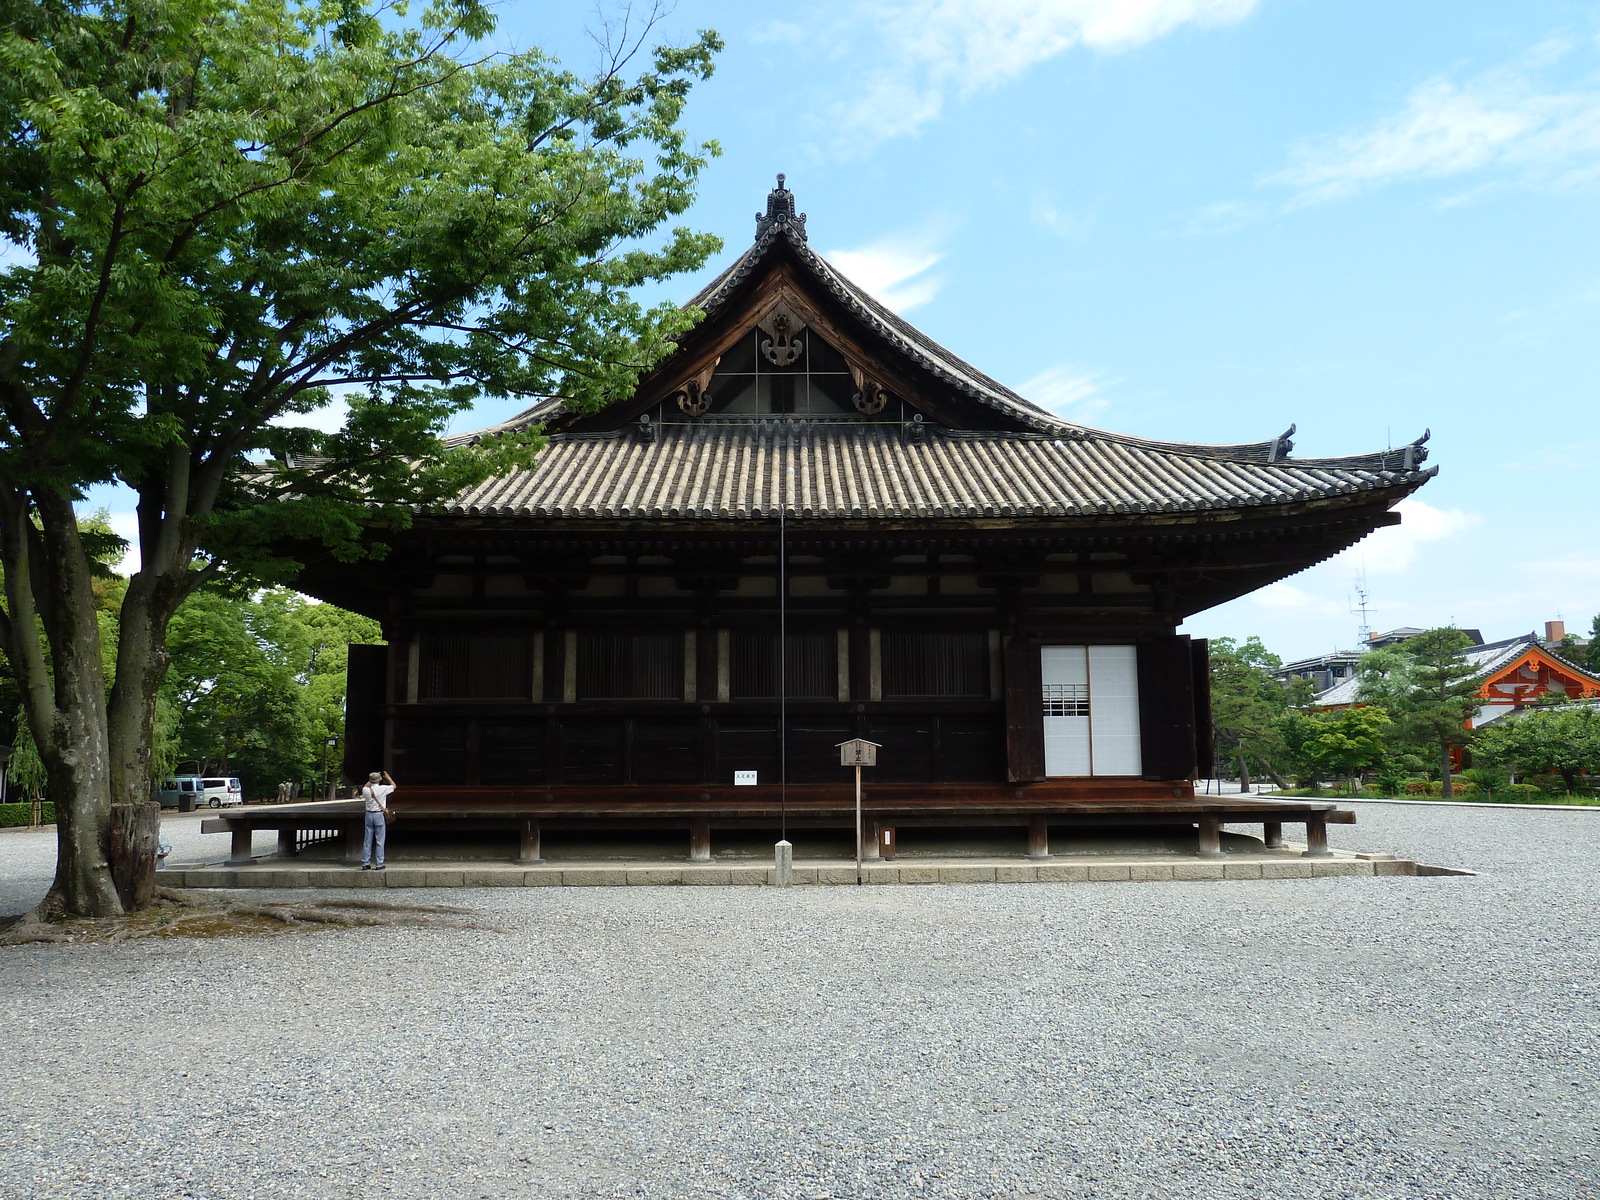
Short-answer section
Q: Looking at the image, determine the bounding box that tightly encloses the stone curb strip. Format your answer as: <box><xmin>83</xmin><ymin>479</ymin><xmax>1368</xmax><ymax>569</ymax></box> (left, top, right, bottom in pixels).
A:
<box><xmin>163</xmin><ymin>853</ymin><xmax>1462</xmax><ymax>889</ymax></box>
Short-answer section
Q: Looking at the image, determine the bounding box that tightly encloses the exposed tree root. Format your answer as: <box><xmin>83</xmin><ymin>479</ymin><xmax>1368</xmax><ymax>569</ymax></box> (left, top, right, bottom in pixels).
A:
<box><xmin>1</xmin><ymin>887</ymin><xmax>501</xmax><ymax>946</ymax></box>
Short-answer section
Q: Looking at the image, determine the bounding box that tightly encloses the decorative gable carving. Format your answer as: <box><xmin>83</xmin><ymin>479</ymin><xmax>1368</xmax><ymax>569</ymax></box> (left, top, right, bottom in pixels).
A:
<box><xmin>848</xmin><ymin>363</ymin><xmax>891</xmax><ymax>415</ymax></box>
<box><xmin>671</xmin><ymin>358</ymin><xmax>719</xmax><ymax>417</ymax></box>
<box><xmin>757</xmin><ymin>300</ymin><xmax>806</xmax><ymax>367</ymax></box>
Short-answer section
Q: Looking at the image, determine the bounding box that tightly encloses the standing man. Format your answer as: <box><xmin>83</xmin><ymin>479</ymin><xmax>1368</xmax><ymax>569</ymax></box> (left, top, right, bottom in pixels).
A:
<box><xmin>360</xmin><ymin>770</ymin><xmax>397</xmax><ymax>871</ymax></box>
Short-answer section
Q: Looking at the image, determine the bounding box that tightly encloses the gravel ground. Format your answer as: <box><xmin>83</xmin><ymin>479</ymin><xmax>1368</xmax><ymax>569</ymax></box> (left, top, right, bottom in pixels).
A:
<box><xmin>1</xmin><ymin>802</ymin><xmax>1597</xmax><ymax>1200</ymax></box>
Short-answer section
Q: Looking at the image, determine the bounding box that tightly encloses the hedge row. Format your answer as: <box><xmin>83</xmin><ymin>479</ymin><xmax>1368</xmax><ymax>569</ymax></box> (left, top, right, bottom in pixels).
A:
<box><xmin>0</xmin><ymin>802</ymin><xmax>56</xmax><ymax>827</ymax></box>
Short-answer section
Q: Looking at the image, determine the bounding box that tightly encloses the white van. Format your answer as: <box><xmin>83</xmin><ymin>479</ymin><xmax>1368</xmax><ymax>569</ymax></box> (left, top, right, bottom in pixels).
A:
<box><xmin>156</xmin><ymin>775</ymin><xmax>244</xmax><ymax>809</ymax></box>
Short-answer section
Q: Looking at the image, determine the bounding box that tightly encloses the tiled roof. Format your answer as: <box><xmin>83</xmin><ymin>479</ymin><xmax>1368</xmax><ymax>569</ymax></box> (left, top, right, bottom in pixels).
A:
<box><xmin>1313</xmin><ymin>633</ymin><xmax>1600</xmax><ymax>706</ymax></box>
<box><xmin>442</xmin><ymin>181</ymin><xmax>1435</xmax><ymax>517</ymax></box>
<box><xmin>444</xmin><ymin>420</ymin><xmax>1425</xmax><ymax>521</ymax></box>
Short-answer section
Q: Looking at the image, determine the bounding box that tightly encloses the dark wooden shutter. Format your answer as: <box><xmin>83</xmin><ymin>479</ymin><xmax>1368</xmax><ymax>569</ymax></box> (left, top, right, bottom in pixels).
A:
<box><xmin>730</xmin><ymin>632</ymin><xmax>834</xmax><ymax>698</ymax></box>
<box><xmin>1003</xmin><ymin>635</ymin><xmax>1044</xmax><ymax>783</ymax></box>
<box><xmin>1190</xmin><ymin>638</ymin><xmax>1214</xmax><ymax>780</ymax></box>
<box><xmin>883</xmin><ymin>632</ymin><xmax>988</xmax><ymax>697</ymax></box>
<box><xmin>1136</xmin><ymin>635</ymin><xmax>1196</xmax><ymax>782</ymax></box>
<box><xmin>343</xmin><ymin>644</ymin><xmax>388</xmax><ymax>784</ymax></box>
<box><xmin>576</xmin><ymin>633</ymin><xmax>683</xmax><ymax>699</ymax></box>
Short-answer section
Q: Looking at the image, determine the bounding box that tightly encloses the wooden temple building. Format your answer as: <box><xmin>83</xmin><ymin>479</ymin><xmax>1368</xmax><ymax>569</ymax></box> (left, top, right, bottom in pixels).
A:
<box><xmin>271</xmin><ymin>177</ymin><xmax>1438</xmax><ymax>862</ymax></box>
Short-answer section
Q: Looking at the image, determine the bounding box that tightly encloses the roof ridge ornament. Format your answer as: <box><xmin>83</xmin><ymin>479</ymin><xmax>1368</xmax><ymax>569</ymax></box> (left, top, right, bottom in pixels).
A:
<box><xmin>1268</xmin><ymin>423</ymin><xmax>1296</xmax><ymax>463</ymax></box>
<box><xmin>756</xmin><ymin>173</ymin><xmax>807</xmax><ymax>242</ymax></box>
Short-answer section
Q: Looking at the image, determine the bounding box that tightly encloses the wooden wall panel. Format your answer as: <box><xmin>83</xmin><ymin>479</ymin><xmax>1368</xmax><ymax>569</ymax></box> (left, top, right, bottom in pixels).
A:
<box><xmin>1003</xmin><ymin>635</ymin><xmax>1045</xmax><ymax>783</ymax></box>
<box><xmin>1190</xmin><ymin>638</ymin><xmax>1214</xmax><ymax>780</ymax></box>
<box><xmin>1136</xmin><ymin>635</ymin><xmax>1196</xmax><ymax>782</ymax></box>
<box><xmin>398</xmin><ymin>718</ymin><xmax>469</xmax><ymax>785</ymax></box>
<box><xmin>559</xmin><ymin>720</ymin><xmax>625</xmax><ymax>785</ymax></box>
<box><xmin>786</xmin><ymin>720</ymin><xmax>855</xmax><ymax>784</ymax></box>
<box><xmin>343</xmin><ymin>644</ymin><xmax>388</xmax><ymax>784</ymax></box>
<box><xmin>866</xmin><ymin>715</ymin><xmax>935</xmax><ymax>783</ymax></box>
<box><xmin>940</xmin><ymin>716</ymin><xmax>1004</xmax><ymax>782</ymax></box>
<box><xmin>717</xmin><ymin>720</ymin><xmax>780</xmax><ymax>786</ymax></box>
<box><xmin>633</xmin><ymin>719</ymin><xmax>701</xmax><ymax>785</ymax></box>
<box><xmin>480</xmin><ymin>720</ymin><xmax>546</xmax><ymax>785</ymax></box>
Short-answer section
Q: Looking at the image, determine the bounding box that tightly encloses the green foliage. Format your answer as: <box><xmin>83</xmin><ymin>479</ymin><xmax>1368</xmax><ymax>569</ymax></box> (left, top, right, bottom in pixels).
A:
<box><xmin>1208</xmin><ymin>636</ymin><xmax>1301</xmax><ymax>781</ymax></box>
<box><xmin>1307</xmin><ymin>705</ymin><xmax>1392</xmax><ymax>789</ymax></box>
<box><xmin>0</xmin><ymin>801</ymin><xmax>55</xmax><ymax>827</ymax></box>
<box><xmin>1475</xmin><ymin>707</ymin><xmax>1600</xmax><ymax>793</ymax></box>
<box><xmin>0</xmin><ymin>0</ymin><xmax>721</xmax><ymax>912</ymax></box>
<box><xmin>163</xmin><ymin>588</ymin><xmax>380</xmax><ymax>794</ymax></box>
<box><xmin>1</xmin><ymin>0</ymin><xmax>724</xmax><ymax>565</ymax></box>
<box><xmin>1353</xmin><ymin>627</ymin><xmax>1481</xmax><ymax>795</ymax></box>
<box><xmin>5</xmin><ymin>708</ymin><xmax>47</xmax><ymax>799</ymax></box>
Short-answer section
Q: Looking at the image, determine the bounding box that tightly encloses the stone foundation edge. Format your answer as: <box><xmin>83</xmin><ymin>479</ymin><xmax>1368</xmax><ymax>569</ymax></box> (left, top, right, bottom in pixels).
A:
<box><xmin>161</xmin><ymin>855</ymin><xmax>1446</xmax><ymax>889</ymax></box>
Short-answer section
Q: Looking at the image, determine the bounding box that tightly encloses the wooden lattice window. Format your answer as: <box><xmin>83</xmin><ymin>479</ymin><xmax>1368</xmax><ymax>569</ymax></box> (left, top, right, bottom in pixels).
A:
<box><xmin>882</xmin><ymin>631</ymin><xmax>989</xmax><ymax>698</ymax></box>
<box><xmin>576</xmin><ymin>633</ymin><xmax>683</xmax><ymax>700</ymax></box>
<box><xmin>419</xmin><ymin>633</ymin><xmax>532</xmax><ymax>699</ymax></box>
<box><xmin>729</xmin><ymin>631</ymin><xmax>836</xmax><ymax>699</ymax></box>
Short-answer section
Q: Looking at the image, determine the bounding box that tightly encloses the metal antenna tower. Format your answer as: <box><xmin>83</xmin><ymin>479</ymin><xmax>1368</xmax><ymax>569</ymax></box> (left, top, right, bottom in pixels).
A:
<box><xmin>1351</xmin><ymin>569</ymin><xmax>1374</xmax><ymax>649</ymax></box>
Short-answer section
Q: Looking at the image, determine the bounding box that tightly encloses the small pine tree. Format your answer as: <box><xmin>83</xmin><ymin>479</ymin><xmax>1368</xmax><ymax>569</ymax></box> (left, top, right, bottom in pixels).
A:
<box><xmin>1397</xmin><ymin>628</ymin><xmax>1482</xmax><ymax>799</ymax></box>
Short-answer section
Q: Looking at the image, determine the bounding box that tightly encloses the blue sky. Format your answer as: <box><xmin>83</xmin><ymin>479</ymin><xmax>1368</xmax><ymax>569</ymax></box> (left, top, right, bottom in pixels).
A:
<box><xmin>104</xmin><ymin>0</ymin><xmax>1600</xmax><ymax>661</ymax></box>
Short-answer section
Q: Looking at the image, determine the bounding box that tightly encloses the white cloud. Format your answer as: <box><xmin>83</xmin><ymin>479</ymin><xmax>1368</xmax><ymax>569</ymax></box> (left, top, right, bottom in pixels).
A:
<box><xmin>1269</xmin><ymin>59</ymin><xmax>1600</xmax><ymax>204</ymax></box>
<box><xmin>1016</xmin><ymin>365</ymin><xmax>1113</xmax><ymax>419</ymax></box>
<box><xmin>825</xmin><ymin>234</ymin><xmax>945</xmax><ymax>312</ymax></box>
<box><xmin>1184</xmin><ymin>199</ymin><xmax>1268</xmax><ymax>235</ymax></box>
<box><xmin>1330</xmin><ymin>498</ymin><xmax>1482</xmax><ymax>575</ymax></box>
<box><xmin>1029</xmin><ymin>194</ymin><xmax>1099</xmax><ymax>239</ymax></box>
<box><xmin>1251</xmin><ymin>582</ymin><xmax>1346</xmax><ymax>617</ymax></box>
<box><xmin>105</xmin><ymin>510</ymin><xmax>141</xmax><ymax>576</ymax></box>
<box><xmin>0</xmin><ymin>237</ymin><xmax>34</xmax><ymax>270</ymax></box>
<box><xmin>834</xmin><ymin>0</ymin><xmax>1264</xmax><ymax>147</ymax></box>
<box><xmin>270</xmin><ymin>393</ymin><xmax>350</xmax><ymax>434</ymax></box>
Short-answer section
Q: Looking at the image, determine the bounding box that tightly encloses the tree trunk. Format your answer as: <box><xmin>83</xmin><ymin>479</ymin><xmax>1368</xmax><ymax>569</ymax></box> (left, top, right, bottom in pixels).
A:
<box><xmin>1439</xmin><ymin>742</ymin><xmax>1453</xmax><ymax>799</ymax></box>
<box><xmin>108</xmin><ymin>802</ymin><xmax>160</xmax><ymax>910</ymax></box>
<box><xmin>105</xmin><ymin>487</ymin><xmax>198</xmax><ymax>910</ymax></box>
<box><xmin>1251</xmin><ymin>757</ymin><xmax>1292</xmax><ymax>791</ymax></box>
<box><xmin>1237</xmin><ymin>756</ymin><xmax>1251</xmax><ymax>794</ymax></box>
<box><xmin>1</xmin><ymin>491</ymin><xmax>123</xmax><ymax>918</ymax></box>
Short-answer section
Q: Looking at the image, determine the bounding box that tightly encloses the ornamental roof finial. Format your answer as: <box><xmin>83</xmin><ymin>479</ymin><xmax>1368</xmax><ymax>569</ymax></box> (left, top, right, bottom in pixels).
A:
<box><xmin>755</xmin><ymin>173</ymin><xmax>807</xmax><ymax>241</ymax></box>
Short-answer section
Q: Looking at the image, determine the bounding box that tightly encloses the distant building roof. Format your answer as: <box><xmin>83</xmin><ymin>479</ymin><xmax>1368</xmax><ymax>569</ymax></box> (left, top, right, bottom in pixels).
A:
<box><xmin>1314</xmin><ymin>632</ymin><xmax>1600</xmax><ymax>707</ymax></box>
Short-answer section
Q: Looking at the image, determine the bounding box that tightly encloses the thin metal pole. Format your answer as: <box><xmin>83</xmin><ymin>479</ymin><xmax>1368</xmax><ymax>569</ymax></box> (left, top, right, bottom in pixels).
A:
<box><xmin>779</xmin><ymin>508</ymin><xmax>787</xmax><ymax>842</ymax></box>
<box><xmin>854</xmin><ymin>763</ymin><xmax>862</xmax><ymax>886</ymax></box>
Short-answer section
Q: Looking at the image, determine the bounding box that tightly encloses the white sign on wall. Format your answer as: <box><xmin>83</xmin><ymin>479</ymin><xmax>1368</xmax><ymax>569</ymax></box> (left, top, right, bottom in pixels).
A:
<box><xmin>733</xmin><ymin>770</ymin><xmax>758</xmax><ymax>786</ymax></box>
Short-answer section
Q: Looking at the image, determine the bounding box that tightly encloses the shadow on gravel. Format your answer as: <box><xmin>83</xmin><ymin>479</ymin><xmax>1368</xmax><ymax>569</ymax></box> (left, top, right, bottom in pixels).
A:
<box><xmin>0</xmin><ymin>887</ymin><xmax>502</xmax><ymax>946</ymax></box>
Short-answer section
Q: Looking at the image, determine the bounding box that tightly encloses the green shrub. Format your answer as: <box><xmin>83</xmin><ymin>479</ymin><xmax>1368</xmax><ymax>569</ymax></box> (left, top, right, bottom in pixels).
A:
<box><xmin>0</xmin><ymin>802</ymin><xmax>55</xmax><ymax>827</ymax></box>
<box><xmin>1500</xmin><ymin>783</ymin><xmax>1544</xmax><ymax>803</ymax></box>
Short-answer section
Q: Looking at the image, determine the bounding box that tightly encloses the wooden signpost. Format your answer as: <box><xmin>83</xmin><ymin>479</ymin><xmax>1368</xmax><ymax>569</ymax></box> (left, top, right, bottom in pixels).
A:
<box><xmin>837</xmin><ymin>739</ymin><xmax>881</xmax><ymax>885</ymax></box>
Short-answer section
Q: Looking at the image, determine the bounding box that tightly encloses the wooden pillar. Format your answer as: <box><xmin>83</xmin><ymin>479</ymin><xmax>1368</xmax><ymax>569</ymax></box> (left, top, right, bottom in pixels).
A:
<box><xmin>689</xmin><ymin>817</ymin><xmax>711</xmax><ymax>863</ymax></box>
<box><xmin>1027</xmin><ymin>816</ymin><xmax>1050</xmax><ymax>859</ymax></box>
<box><xmin>230</xmin><ymin>824</ymin><xmax>254</xmax><ymax>864</ymax></box>
<box><xmin>278</xmin><ymin>828</ymin><xmax>297</xmax><ymax>858</ymax></box>
<box><xmin>1196</xmin><ymin>817</ymin><xmax>1223</xmax><ymax>859</ymax></box>
<box><xmin>519</xmin><ymin>818</ymin><xmax>543</xmax><ymax>863</ymax></box>
<box><xmin>1303</xmin><ymin>816</ymin><xmax>1331</xmax><ymax>858</ymax></box>
<box><xmin>343</xmin><ymin>820</ymin><xmax>363</xmax><ymax>864</ymax></box>
<box><xmin>1262</xmin><ymin>821</ymin><xmax>1284</xmax><ymax>849</ymax></box>
<box><xmin>864</xmin><ymin>820</ymin><xmax>882</xmax><ymax>861</ymax></box>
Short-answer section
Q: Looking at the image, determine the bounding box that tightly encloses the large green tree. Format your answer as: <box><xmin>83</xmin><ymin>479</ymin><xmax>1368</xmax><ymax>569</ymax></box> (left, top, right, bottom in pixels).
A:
<box><xmin>162</xmin><ymin>587</ymin><xmax>379</xmax><ymax>793</ymax></box>
<box><xmin>1360</xmin><ymin>627</ymin><xmax>1481</xmax><ymax>799</ymax></box>
<box><xmin>1476</xmin><ymin>706</ymin><xmax>1600</xmax><ymax>794</ymax></box>
<box><xmin>0</xmin><ymin>0</ymin><xmax>721</xmax><ymax>915</ymax></box>
<box><xmin>1208</xmin><ymin>635</ymin><xmax>1309</xmax><ymax>789</ymax></box>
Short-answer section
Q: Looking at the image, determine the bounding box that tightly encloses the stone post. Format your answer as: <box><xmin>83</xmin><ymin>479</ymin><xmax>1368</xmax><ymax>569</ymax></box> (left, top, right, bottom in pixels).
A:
<box><xmin>774</xmin><ymin>839</ymin><xmax>793</xmax><ymax>887</ymax></box>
